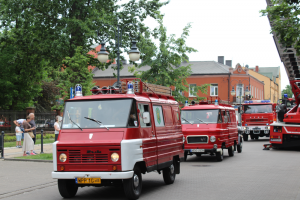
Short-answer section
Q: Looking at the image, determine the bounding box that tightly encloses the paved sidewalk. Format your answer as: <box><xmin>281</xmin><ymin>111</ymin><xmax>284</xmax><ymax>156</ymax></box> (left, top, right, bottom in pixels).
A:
<box><xmin>3</xmin><ymin>143</ymin><xmax>53</xmax><ymax>158</ymax></box>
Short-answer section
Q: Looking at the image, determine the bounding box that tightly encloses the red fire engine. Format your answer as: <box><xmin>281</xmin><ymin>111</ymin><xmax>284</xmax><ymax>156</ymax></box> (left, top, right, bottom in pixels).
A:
<box><xmin>241</xmin><ymin>100</ymin><xmax>276</xmax><ymax>141</ymax></box>
<box><xmin>51</xmin><ymin>79</ymin><xmax>184</xmax><ymax>200</ymax></box>
<box><xmin>269</xmin><ymin>80</ymin><xmax>300</xmax><ymax>148</ymax></box>
<box><xmin>181</xmin><ymin>100</ymin><xmax>242</xmax><ymax>162</ymax></box>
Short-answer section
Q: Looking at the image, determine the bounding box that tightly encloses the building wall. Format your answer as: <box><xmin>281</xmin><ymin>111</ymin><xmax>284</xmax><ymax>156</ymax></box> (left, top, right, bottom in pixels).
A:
<box><xmin>248</xmin><ymin>69</ymin><xmax>279</xmax><ymax>103</ymax></box>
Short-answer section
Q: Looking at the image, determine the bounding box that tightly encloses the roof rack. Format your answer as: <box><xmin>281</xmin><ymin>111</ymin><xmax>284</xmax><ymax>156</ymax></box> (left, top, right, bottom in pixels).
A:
<box><xmin>90</xmin><ymin>78</ymin><xmax>173</xmax><ymax>98</ymax></box>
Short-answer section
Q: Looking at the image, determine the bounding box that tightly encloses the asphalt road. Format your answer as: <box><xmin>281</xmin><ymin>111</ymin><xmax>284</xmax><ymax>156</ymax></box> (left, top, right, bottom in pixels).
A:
<box><xmin>1</xmin><ymin>138</ymin><xmax>300</xmax><ymax>200</ymax></box>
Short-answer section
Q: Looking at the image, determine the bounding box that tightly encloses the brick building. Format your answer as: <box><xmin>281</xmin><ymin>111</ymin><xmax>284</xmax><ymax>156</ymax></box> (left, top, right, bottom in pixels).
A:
<box><xmin>91</xmin><ymin>55</ymin><xmax>264</xmax><ymax>104</ymax></box>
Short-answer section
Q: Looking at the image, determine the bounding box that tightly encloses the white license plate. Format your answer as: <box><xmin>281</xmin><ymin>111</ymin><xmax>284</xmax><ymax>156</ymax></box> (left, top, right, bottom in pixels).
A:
<box><xmin>271</xmin><ymin>139</ymin><xmax>281</xmax><ymax>142</ymax></box>
<box><xmin>190</xmin><ymin>149</ymin><xmax>205</xmax><ymax>152</ymax></box>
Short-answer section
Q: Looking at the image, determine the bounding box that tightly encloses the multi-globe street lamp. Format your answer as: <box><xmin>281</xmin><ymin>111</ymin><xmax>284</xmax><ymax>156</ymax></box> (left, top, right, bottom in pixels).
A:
<box><xmin>97</xmin><ymin>21</ymin><xmax>140</xmax><ymax>86</ymax></box>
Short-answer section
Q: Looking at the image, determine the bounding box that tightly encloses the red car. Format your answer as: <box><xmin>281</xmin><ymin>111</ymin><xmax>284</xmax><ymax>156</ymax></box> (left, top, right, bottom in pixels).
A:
<box><xmin>52</xmin><ymin>79</ymin><xmax>184</xmax><ymax>200</ymax></box>
<box><xmin>181</xmin><ymin>100</ymin><xmax>241</xmax><ymax>162</ymax></box>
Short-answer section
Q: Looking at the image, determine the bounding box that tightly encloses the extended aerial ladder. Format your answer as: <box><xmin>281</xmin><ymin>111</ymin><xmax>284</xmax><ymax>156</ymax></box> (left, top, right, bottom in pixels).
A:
<box><xmin>264</xmin><ymin>0</ymin><xmax>300</xmax><ymax>149</ymax></box>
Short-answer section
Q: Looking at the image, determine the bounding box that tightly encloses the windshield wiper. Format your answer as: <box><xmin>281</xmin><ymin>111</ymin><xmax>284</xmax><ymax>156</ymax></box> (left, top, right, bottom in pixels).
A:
<box><xmin>67</xmin><ymin>111</ymin><xmax>82</xmax><ymax>131</ymax></box>
<box><xmin>181</xmin><ymin>117</ymin><xmax>193</xmax><ymax>125</ymax></box>
<box><xmin>84</xmin><ymin>117</ymin><xmax>109</xmax><ymax>130</ymax></box>
<box><xmin>197</xmin><ymin>118</ymin><xmax>208</xmax><ymax>125</ymax></box>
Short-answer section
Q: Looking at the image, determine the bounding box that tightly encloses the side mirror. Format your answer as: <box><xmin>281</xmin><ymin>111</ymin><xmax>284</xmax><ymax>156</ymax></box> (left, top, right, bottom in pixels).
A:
<box><xmin>142</xmin><ymin>112</ymin><xmax>150</xmax><ymax>124</ymax></box>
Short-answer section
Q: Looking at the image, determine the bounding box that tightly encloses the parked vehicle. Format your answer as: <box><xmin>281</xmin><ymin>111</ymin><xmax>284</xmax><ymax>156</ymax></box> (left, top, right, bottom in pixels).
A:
<box><xmin>242</xmin><ymin>100</ymin><xmax>276</xmax><ymax>141</ymax></box>
<box><xmin>0</xmin><ymin>121</ymin><xmax>4</xmax><ymax>127</ymax></box>
<box><xmin>52</xmin><ymin>79</ymin><xmax>184</xmax><ymax>200</ymax></box>
<box><xmin>181</xmin><ymin>100</ymin><xmax>241</xmax><ymax>162</ymax></box>
<box><xmin>36</xmin><ymin>119</ymin><xmax>47</xmax><ymax>128</ymax></box>
<box><xmin>46</xmin><ymin>119</ymin><xmax>55</xmax><ymax>128</ymax></box>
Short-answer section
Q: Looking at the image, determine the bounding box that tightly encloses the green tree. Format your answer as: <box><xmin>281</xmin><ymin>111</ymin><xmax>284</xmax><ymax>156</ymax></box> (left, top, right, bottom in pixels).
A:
<box><xmin>130</xmin><ymin>20</ymin><xmax>208</xmax><ymax>103</ymax></box>
<box><xmin>0</xmin><ymin>0</ymin><xmax>168</xmax><ymax>110</ymax></box>
<box><xmin>261</xmin><ymin>0</ymin><xmax>300</xmax><ymax>55</ymax></box>
<box><xmin>53</xmin><ymin>46</ymin><xmax>94</xmax><ymax>111</ymax></box>
<box><xmin>282</xmin><ymin>85</ymin><xmax>293</xmax><ymax>98</ymax></box>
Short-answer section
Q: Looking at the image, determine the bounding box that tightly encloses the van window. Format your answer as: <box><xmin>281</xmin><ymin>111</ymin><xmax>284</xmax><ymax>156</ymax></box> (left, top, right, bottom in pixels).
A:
<box><xmin>226</xmin><ymin>111</ymin><xmax>231</xmax><ymax>122</ymax></box>
<box><xmin>128</xmin><ymin>101</ymin><xmax>138</xmax><ymax>127</ymax></box>
<box><xmin>153</xmin><ymin>105</ymin><xmax>165</xmax><ymax>127</ymax></box>
<box><xmin>163</xmin><ymin>106</ymin><xmax>173</xmax><ymax>126</ymax></box>
<box><xmin>138</xmin><ymin>104</ymin><xmax>151</xmax><ymax>127</ymax></box>
<box><xmin>172</xmin><ymin>106</ymin><xmax>181</xmax><ymax>125</ymax></box>
<box><xmin>222</xmin><ymin>111</ymin><xmax>228</xmax><ymax>123</ymax></box>
<box><xmin>181</xmin><ymin>109</ymin><xmax>222</xmax><ymax>124</ymax></box>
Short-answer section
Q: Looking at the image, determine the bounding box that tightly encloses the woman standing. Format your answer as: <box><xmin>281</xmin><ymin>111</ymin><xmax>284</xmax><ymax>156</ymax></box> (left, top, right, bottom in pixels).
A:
<box><xmin>22</xmin><ymin>116</ymin><xmax>36</xmax><ymax>156</ymax></box>
<box><xmin>54</xmin><ymin>116</ymin><xmax>61</xmax><ymax>141</ymax></box>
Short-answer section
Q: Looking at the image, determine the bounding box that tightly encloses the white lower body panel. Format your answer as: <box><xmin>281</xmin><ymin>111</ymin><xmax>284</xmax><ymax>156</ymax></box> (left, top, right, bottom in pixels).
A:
<box><xmin>52</xmin><ymin>171</ymin><xmax>134</xmax><ymax>179</ymax></box>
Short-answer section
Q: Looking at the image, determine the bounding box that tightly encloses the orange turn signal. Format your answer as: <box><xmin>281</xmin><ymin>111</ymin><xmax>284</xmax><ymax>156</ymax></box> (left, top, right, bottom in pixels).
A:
<box><xmin>112</xmin><ymin>166</ymin><xmax>117</xmax><ymax>171</ymax></box>
<box><xmin>60</xmin><ymin>166</ymin><xmax>65</xmax><ymax>171</ymax></box>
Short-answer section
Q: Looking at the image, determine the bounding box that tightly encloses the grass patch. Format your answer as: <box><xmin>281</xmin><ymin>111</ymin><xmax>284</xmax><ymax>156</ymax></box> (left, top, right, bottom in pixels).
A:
<box><xmin>15</xmin><ymin>153</ymin><xmax>53</xmax><ymax>160</ymax></box>
<box><xmin>4</xmin><ymin>138</ymin><xmax>55</xmax><ymax>148</ymax></box>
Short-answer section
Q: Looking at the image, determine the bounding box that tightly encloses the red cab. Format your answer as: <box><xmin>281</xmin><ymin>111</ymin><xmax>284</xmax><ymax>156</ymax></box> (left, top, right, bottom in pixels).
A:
<box><xmin>181</xmin><ymin>100</ymin><xmax>242</xmax><ymax>162</ymax></box>
<box><xmin>51</xmin><ymin>80</ymin><xmax>184</xmax><ymax>200</ymax></box>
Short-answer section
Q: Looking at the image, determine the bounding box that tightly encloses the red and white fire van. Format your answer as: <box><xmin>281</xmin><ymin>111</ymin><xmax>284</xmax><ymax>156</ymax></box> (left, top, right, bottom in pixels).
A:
<box><xmin>51</xmin><ymin>79</ymin><xmax>184</xmax><ymax>200</ymax></box>
<box><xmin>181</xmin><ymin>100</ymin><xmax>242</xmax><ymax>162</ymax></box>
<box><xmin>241</xmin><ymin>100</ymin><xmax>276</xmax><ymax>141</ymax></box>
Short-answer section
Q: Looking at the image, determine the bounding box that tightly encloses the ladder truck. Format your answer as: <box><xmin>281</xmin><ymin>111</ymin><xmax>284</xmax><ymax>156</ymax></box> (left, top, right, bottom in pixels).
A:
<box><xmin>265</xmin><ymin>0</ymin><xmax>300</xmax><ymax>149</ymax></box>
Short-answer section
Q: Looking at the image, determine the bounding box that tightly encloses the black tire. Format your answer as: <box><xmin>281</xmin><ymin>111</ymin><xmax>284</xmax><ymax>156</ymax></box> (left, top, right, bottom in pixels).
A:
<box><xmin>255</xmin><ymin>135</ymin><xmax>259</xmax><ymax>140</ymax></box>
<box><xmin>123</xmin><ymin>166</ymin><xmax>142</xmax><ymax>200</ymax></box>
<box><xmin>250</xmin><ymin>134</ymin><xmax>255</xmax><ymax>140</ymax></box>
<box><xmin>243</xmin><ymin>134</ymin><xmax>248</xmax><ymax>141</ymax></box>
<box><xmin>196</xmin><ymin>153</ymin><xmax>201</xmax><ymax>157</ymax></box>
<box><xmin>58</xmin><ymin>179</ymin><xmax>78</xmax><ymax>198</ymax></box>
<box><xmin>184</xmin><ymin>150</ymin><xmax>188</xmax><ymax>161</ymax></box>
<box><xmin>228</xmin><ymin>146</ymin><xmax>234</xmax><ymax>157</ymax></box>
<box><xmin>216</xmin><ymin>149</ymin><xmax>223</xmax><ymax>162</ymax></box>
<box><xmin>237</xmin><ymin>137</ymin><xmax>243</xmax><ymax>153</ymax></box>
<box><xmin>163</xmin><ymin>163</ymin><xmax>176</xmax><ymax>185</ymax></box>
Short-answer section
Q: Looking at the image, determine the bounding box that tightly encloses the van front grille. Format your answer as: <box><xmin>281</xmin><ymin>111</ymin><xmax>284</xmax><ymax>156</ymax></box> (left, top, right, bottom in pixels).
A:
<box><xmin>187</xmin><ymin>136</ymin><xmax>208</xmax><ymax>144</ymax></box>
<box><xmin>68</xmin><ymin>150</ymin><xmax>108</xmax><ymax>163</ymax></box>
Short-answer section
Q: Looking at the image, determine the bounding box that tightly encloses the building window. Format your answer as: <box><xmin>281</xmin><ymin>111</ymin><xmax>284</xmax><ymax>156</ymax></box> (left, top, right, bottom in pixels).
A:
<box><xmin>210</xmin><ymin>84</ymin><xmax>218</xmax><ymax>96</ymax></box>
<box><xmin>189</xmin><ymin>84</ymin><xmax>196</xmax><ymax>97</ymax></box>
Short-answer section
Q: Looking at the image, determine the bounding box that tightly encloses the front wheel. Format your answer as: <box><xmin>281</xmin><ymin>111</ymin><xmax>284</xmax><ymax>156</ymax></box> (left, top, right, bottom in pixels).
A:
<box><xmin>228</xmin><ymin>146</ymin><xmax>234</xmax><ymax>157</ymax></box>
<box><xmin>184</xmin><ymin>150</ymin><xmax>188</xmax><ymax>161</ymax></box>
<box><xmin>123</xmin><ymin>166</ymin><xmax>142</xmax><ymax>200</ymax></box>
<box><xmin>243</xmin><ymin>134</ymin><xmax>248</xmax><ymax>141</ymax></box>
<box><xmin>216</xmin><ymin>150</ymin><xmax>223</xmax><ymax>162</ymax></box>
<box><xmin>163</xmin><ymin>164</ymin><xmax>176</xmax><ymax>185</ymax></box>
<box><xmin>58</xmin><ymin>179</ymin><xmax>78</xmax><ymax>198</ymax></box>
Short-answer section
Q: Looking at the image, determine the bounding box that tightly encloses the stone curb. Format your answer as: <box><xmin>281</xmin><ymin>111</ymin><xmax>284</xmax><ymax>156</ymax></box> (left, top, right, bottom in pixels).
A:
<box><xmin>3</xmin><ymin>158</ymin><xmax>53</xmax><ymax>163</ymax></box>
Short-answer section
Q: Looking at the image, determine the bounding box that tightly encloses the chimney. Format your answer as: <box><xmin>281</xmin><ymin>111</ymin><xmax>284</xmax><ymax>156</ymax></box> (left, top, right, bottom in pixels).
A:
<box><xmin>218</xmin><ymin>56</ymin><xmax>224</xmax><ymax>65</ymax></box>
<box><xmin>122</xmin><ymin>60</ymin><xmax>127</xmax><ymax>65</ymax></box>
<box><xmin>255</xmin><ymin>65</ymin><xmax>259</xmax><ymax>72</ymax></box>
<box><xmin>225</xmin><ymin>60</ymin><xmax>232</xmax><ymax>67</ymax></box>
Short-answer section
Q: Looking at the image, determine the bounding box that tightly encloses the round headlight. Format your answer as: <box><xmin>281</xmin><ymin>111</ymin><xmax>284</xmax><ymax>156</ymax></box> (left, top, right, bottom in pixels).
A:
<box><xmin>210</xmin><ymin>136</ymin><xmax>216</xmax><ymax>143</ymax></box>
<box><xmin>59</xmin><ymin>153</ymin><xmax>67</xmax><ymax>162</ymax></box>
<box><xmin>111</xmin><ymin>153</ymin><xmax>119</xmax><ymax>162</ymax></box>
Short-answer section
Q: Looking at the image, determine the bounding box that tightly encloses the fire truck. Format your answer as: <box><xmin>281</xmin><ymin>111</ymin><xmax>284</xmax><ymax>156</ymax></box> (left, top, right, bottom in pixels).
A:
<box><xmin>51</xmin><ymin>79</ymin><xmax>184</xmax><ymax>200</ymax></box>
<box><xmin>269</xmin><ymin>81</ymin><xmax>300</xmax><ymax>148</ymax></box>
<box><xmin>181</xmin><ymin>100</ymin><xmax>242</xmax><ymax>162</ymax></box>
<box><xmin>241</xmin><ymin>100</ymin><xmax>276</xmax><ymax>141</ymax></box>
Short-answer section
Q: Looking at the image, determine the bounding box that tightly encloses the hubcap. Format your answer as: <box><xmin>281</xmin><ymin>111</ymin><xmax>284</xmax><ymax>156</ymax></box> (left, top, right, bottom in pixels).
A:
<box><xmin>133</xmin><ymin>174</ymin><xmax>139</xmax><ymax>188</ymax></box>
<box><xmin>170</xmin><ymin>164</ymin><xmax>174</xmax><ymax>174</ymax></box>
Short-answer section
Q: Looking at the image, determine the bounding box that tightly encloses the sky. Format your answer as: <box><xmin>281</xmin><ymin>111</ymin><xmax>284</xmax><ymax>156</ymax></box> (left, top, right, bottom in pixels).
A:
<box><xmin>138</xmin><ymin>0</ymin><xmax>288</xmax><ymax>89</ymax></box>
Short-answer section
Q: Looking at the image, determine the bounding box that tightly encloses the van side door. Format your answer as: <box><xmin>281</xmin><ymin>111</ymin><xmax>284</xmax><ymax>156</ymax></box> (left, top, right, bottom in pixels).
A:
<box><xmin>138</xmin><ymin>103</ymin><xmax>157</xmax><ymax>169</ymax></box>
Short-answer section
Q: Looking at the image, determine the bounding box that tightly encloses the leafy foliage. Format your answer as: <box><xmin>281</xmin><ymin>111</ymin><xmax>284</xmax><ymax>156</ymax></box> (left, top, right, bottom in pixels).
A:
<box><xmin>130</xmin><ymin>20</ymin><xmax>208</xmax><ymax>102</ymax></box>
<box><xmin>0</xmin><ymin>0</ymin><xmax>168</xmax><ymax>110</ymax></box>
<box><xmin>53</xmin><ymin>46</ymin><xmax>94</xmax><ymax>110</ymax></box>
<box><xmin>261</xmin><ymin>0</ymin><xmax>300</xmax><ymax>55</ymax></box>
<box><xmin>282</xmin><ymin>85</ymin><xmax>293</xmax><ymax>98</ymax></box>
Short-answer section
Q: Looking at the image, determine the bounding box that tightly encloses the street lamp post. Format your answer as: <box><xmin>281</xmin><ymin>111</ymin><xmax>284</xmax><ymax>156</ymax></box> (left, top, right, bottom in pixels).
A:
<box><xmin>97</xmin><ymin>21</ymin><xmax>141</xmax><ymax>86</ymax></box>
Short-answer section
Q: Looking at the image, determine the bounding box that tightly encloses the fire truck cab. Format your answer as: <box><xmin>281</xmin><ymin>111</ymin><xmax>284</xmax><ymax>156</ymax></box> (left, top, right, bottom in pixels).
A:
<box><xmin>242</xmin><ymin>100</ymin><xmax>276</xmax><ymax>141</ymax></box>
<box><xmin>51</xmin><ymin>80</ymin><xmax>184</xmax><ymax>200</ymax></box>
<box><xmin>181</xmin><ymin>100</ymin><xmax>242</xmax><ymax>162</ymax></box>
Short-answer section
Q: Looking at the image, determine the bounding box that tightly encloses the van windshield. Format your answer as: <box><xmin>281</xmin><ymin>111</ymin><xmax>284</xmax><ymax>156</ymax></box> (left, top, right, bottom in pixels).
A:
<box><xmin>243</xmin><ymin>104</ymin><xmax>272</xmax><ymax>114</ymax></box>
<box><xmin>62</xmin><ymin>99</ymin><xmax>138</xmax><ymax>129</ymax></box>
<box><xmin>181</xmin><ymin>109</ymin><xmax>222</xmax><ymax>124</ymax></box>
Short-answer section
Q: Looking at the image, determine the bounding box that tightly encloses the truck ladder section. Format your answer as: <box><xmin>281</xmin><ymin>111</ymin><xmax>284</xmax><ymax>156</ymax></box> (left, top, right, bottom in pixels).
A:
<box><xmin>264</xmin><ymin>0</ymin><xmax>300</xmax><ymax>149</ymax></box>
